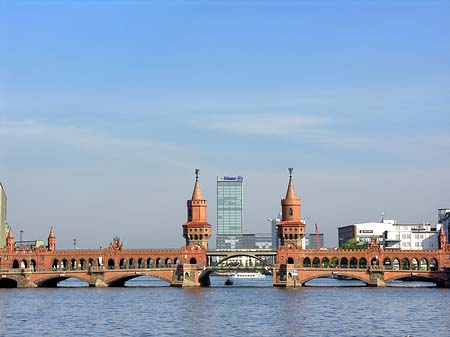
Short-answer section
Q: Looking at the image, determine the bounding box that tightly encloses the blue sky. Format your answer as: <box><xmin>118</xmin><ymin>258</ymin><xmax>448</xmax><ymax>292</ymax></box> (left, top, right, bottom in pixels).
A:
<box><xmin>1</xmin><ymin>1</ymin><xmax>449</xmax><ymax>248</ymax></box>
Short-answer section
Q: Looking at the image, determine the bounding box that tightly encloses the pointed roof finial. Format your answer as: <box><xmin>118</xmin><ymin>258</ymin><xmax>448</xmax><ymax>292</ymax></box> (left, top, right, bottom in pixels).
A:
<box><xmin>7</xmin><ymin>228</ymin><xmax>14</xmax><ymax>239</ymax></box>
<box><xmin>49</xmin><ymin>226</ymin><xmax>55</xmax><ymax>237</ymax></box>
<box><xmin>285</xmin><ymin>167</ymin><xmax>297</xmax><ymax>199</ymax></box>
<box><xmin>191</xmin><ymin>169</ymin><xmax>204</xmax><ymax>200</ymax></box>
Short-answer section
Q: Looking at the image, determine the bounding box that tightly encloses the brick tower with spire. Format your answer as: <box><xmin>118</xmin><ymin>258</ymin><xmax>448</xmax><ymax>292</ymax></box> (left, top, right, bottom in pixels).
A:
<box><xmin>439</xmin><ymin>225</ymin><xmax>447</xmax><ymax>250</ymax></box>
<box><xmin>182</xmin><ymin>169</ymin><xmax>211</xmax><ymax>250</ymax></box>
<box><xmin>5</xmin><ymin>228</ymin><xmax>15</xmax><ymax>252</ymax></box>
<box><xmin>48</xmin><ymin>227</ymin><xmax>56</xmax><ymax>251</ymax></box>
<box><xmin>277</xmin><ymin>168</ymin><xmax>305</xmax><ymax>249</ymax></box>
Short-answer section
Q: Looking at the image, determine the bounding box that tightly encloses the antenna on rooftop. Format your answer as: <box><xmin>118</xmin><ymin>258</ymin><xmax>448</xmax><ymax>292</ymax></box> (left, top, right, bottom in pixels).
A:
<box><xmin>381</xmin><ymin>211</ymin><xmax>384</xmax><ymax>223</ymax></box>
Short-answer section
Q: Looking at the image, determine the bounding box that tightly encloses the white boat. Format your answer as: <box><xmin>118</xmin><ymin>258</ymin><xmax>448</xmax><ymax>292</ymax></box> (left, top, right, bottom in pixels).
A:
<box><xmin>230</xmin><ymin>272</ymin><xmax>266</xmax><ymax>279</ymax></box>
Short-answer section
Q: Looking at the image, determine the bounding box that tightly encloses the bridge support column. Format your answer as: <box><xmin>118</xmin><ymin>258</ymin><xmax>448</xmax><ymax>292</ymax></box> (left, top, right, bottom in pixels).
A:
<box><xmin>368</xmin><ymin>269</ymin><xmax>385</xmax><ymax>287</ymax></box>
<box><xmin>89</xmin><ymin>270</ymin><xmax>108</xmax><ymax>287</ymax></box>
<box><xmin>173</xmin><ymin>264</ymin><xmax>204</xmax><ymax>287</ymax></box>
<box><xmin>273</xmin><ymin>264</ymin><xmax>301</xmax><ymax>288</ymax></box>
<box><xmin>16</xmin><ymin>271</ymin><xmax>37</xmax><ymax>288</ymax></box>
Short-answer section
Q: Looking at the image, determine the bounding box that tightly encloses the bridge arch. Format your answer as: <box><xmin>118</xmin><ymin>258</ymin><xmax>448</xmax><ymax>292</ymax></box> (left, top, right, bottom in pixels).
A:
<box><xmin>301</xmin><ymin>272</ymin><xmax>370</xmax><ymax>286</ymax></box>
<box><xmin>213</xmin><ymin>253</ymin><xmax>273</xmax><ymax>268</ymax></box>
<box><xmin>0</xmin><ymin>277</ymin><xmax>17</xmax><ymax>288</ymax></box>
<box><xmin>80</xmin><ymin>258</ymin><xmax>87</xmax><ymax>270</ymax></box>
<box><xmin>384</xmin><ymin>273</ymin><xmax>445</xmax><ymax>285</ymax></box>
<box><xmin>402</xmin><ymin>258</ymin><xmax>410</xmax><ymax>270</ymax></box>
<box><xmin>392</xmin><ymin>258</ymin><xmax>400</xmax><ymax>270</ymax></box>
<box><xmin>331</xmin><ymin>257</ymin><xmax>339</xmax><ymax>267</ymax></box>
<box><xmin>411</xmin><ymin>258</ymin><xmax>419</xmax><ymax>270</ymax></box>
<box><xmin>30</xmin><ymin>259</ymin><xmax>37</xmax><ymax>271</ymax></box>
<box><xmin>190</xmin><ymin>257</ymin><xmax>197</xmax><ymax>264</ymax></box>
<box><xmin>430</xmin><ymin>258</ymin><xmax>438</xmax><ymax>271</ymax></box>
<box><xmin>359</xmin><ymin>258</ymin><xmax>367</xmax><ymax>268</ymax></box>
<box><xmin>303</xmin><ymin>257</ymin><xmax>311</xmax><ymax>267</ymax></box>
<box><xmin>312</xmin><ymin>257</ymin><xmax>320</xmax><ymax>268</ymax></box>
<box><xmin>147</xmin><ymin>258</ymin><xmax>154</xmax><ymax>268</ymax></box>
<box><xmin>340</xmin><ymin>257</ymin><xmax>348</xmax><ymax>268</ymax></box>
<box><xmin>52</xmin><ymin>259</ymin><xmax>58</xmax><ymax>270</ymax></box>
<box><xmin>321</xmin><ymin>257</ymin><xmax>329</xmax><ymax>267</ymax></box>
<box><xmin>12</xmin><ymin>259</ymin><xmax>19</xmax><ymax>269</ymax></box>
<box><xmin>107</xmin><ymin>272</ymin><xmax>173</xmax><ymax>287</ymax></box>
<box><xmin>35</xmin><ymin>274</ymin><xmax>91</xmax><ymax>287</ymax></box>
<box><xmin>420</xmin><ymin>258</ymin><xmax>428</xmax><ymax>271</ymax></box>
<box><xmin>70</xmin><ymin>259</ymin><xmax>77</xmax><ymax>270</ymax></box>
<box><xmin>108</xmin><ymin>259</ymin><xmax>115</xmax><ymax>269</ymax></box>
<box><xmin>350</xmin><ymin>257</ymin><xmax>358</xmax><ymax>268</ymax></box>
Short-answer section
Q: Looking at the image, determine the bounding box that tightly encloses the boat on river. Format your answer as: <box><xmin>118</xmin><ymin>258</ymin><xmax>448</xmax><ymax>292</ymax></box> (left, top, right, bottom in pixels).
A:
<box><xmin>224</xmin><ymin>278</ymin><xmax>233</xmax><ymax>285</ymax></box>
<box><xmin>230</xmin><ymin>272</ymin><xmax>266</xmax><ymax>279</ymax></box>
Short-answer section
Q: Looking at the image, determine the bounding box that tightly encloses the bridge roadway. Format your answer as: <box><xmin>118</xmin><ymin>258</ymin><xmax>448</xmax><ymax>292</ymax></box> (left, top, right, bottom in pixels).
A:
<box><xmin>2</xmin><ymin>263</ymin><xmax>449</xmax><ymax>288</ymax></box>
<box><xmin>1</xmin><ymin>244</ymin><xmax>449</xmax><ymax>288</ymax></box>
<box><xmin>206</xmin><ymin>249</ymin><xmax>277</xmax><ymax>266</ymax></box>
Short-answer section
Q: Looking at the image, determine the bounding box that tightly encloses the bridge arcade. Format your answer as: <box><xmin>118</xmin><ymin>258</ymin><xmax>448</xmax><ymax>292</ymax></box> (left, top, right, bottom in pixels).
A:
<box><xmin>1</xmin><ymin>169</ymin><xmax>449</xmax><ymax>288</ymax></box>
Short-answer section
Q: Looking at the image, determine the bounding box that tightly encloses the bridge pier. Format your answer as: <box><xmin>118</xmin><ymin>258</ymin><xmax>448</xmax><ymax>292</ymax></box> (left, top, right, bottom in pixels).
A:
<box><xmin>89</xmin><ymin>270</ymin><xmax>108</xmax><ymax>288</ymax></box>
<box><xmin>368</xmin><ymin>269</ymin><xmax>386</xmax><ymax>287</ymax></box>
<box><xmin>273</xmin><ymin>264</ymin><xmax>302</xmax><ymax>288</ymax></box>
<box><xmin>16</xmin><ymin>271</ymin><xmax>38</xmax><ymax>288</ymax></box>
<box><xmin>172</xmin><ymin>264</ymin><xmax>205</xmax><ymax>287</ymax></box>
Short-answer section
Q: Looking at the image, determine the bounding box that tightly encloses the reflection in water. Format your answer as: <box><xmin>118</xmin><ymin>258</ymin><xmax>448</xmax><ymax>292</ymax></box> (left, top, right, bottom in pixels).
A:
<box><xmin>1</xmin><ymin>277</ymin><xmax>448</xmax><ymax>337</ymax></box>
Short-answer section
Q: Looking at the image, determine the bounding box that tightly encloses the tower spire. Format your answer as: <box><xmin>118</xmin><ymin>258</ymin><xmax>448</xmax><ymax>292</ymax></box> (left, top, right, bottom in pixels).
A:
<box><xmin>6</xmin><ymin>228</ymin><xmax>14</xmax><ymax>251</ymax></box>
<box><xmin>182</xmin><ymin>170</ymin><xmax>211</xmax><ymax>250</ymax></box>
<box><xmin>191</xmin><ymin>169</ymin><xmax>204</xmax><ymax>200</ymax></box>
<box><xmin>48</xmin><ymin>227</ymin><xmax>56</xmax><ymax>251</ymax></box>
<box><xmin>439</xmin><ymin>225</ymin><xmax>447</xmax><ymax>249</ymax></box>
<box><xmin>285</xmin><ymin>167</ymin><xmax>297</xmax><ymax>199</ymax></box>
<box><xmin>277</xmin><ymin>168</ymin><xmax>305</xmax><ymax>249</ymax></box>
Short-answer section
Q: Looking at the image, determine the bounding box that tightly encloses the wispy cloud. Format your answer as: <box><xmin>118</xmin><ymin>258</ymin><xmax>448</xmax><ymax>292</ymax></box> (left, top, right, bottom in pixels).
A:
<box><xmin>190</xmin><ymin>113</ymin><xmax>332</xmax><ymax>135</ymax></box>
<box><xmin>0</xmin><ymin>120</ymin><xmax>202</xmax><ymax>173</ymax></box>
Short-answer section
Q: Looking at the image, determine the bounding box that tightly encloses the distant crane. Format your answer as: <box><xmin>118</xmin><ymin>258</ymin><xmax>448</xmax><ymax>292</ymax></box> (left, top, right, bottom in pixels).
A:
<box><xmin>315</xmin><ymin>223</ymin><xmax>321</xmax><ymax>249</ymax></box>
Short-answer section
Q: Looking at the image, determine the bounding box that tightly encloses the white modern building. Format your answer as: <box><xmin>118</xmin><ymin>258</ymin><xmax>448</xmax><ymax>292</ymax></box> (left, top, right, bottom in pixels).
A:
<box><xmin>0</xmin><ymin>182</ymin><xmax>9</xmax><ymax>248</ymax></box>
<box><xmin>338</xmin><ymin>219</ymin><xmax>440</xmax><ymax>250</ymax></box>
<box><xmin>384</xmin><ymin>223</ymin><xmax>440</xmax><ymax>250</ymax></box>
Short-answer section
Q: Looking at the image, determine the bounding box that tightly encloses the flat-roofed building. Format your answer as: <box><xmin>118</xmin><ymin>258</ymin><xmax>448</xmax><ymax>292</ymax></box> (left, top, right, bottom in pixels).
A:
<box><xmin>0</xmin><ymin>182</ymin><xmax>9</xmax><ymax>248</ymax></box>
<box><xmin>338</xmin><ymin>219</ymin><xmax>440</xmax><ymax>250</ymax></box>
<box><xmin>438</xmin><ymin>208</ymin><xmax>450</xmax><ymax>243</ymax></box>
<box><xmin>216</xmin><ymin>176</ymin><xmax>244</xmax><ymax>249</ymax></box>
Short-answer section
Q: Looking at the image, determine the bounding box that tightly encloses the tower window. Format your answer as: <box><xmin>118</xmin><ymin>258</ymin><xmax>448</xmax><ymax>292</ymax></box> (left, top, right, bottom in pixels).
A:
<box><xmin>289</xmin><ymin>208</ymin><xmax>293</xmax><ymax>216</ymax></box>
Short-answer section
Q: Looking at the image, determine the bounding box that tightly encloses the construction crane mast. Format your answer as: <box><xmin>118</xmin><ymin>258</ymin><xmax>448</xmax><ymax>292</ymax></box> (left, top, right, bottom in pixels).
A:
<box><xmin>315</xmin><ymin>223</ymin><xmax>321</xmax><ymax>249</ymax></box>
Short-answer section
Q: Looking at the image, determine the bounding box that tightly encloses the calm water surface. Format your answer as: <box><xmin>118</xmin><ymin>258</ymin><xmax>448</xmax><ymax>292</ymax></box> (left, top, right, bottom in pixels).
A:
<box><xmin>0</xmin><ymin>277</ymin><xmax>448</xmax><ymax>337</ymax></box>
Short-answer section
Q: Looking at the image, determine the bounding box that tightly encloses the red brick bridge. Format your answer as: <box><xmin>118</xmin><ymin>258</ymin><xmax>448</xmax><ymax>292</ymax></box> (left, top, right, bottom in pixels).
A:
<box><xmin>1</xmin><ymin>170</ymin><xmax>449</xmax><ymax>288</ymax></box>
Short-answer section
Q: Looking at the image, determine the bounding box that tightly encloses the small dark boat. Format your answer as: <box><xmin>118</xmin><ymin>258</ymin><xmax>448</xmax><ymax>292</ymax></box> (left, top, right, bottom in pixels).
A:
<box><xmin>224</xmin><ymin>278</ymin><xmax>233</xmax><ymax>286</ymax></box>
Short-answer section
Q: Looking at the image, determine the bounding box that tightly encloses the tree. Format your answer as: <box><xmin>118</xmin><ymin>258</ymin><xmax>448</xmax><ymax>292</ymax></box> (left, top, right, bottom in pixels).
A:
<box><xmin>342</xmin><ymin>238</ymin><xmax>368</xmax><ymax>249</ymax></box>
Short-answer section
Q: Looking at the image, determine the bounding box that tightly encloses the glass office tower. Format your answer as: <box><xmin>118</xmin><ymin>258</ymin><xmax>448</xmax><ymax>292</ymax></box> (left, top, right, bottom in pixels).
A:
<box><xmin>216</xmin><ymin>176</ymin><xmax>243</xmax><ymax>248</ymax></box>
<box><xmin>0</xmin><ymin>182</ymin><xmax>7</xmax><ymax>248</ymax></box>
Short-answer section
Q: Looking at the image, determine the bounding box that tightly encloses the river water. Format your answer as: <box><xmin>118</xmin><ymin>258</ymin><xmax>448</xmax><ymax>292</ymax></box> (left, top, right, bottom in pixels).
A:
<box><xmin>0</xmin><ymin>277</ymin><xmax>448</xmax><ymax>337</ymax></box>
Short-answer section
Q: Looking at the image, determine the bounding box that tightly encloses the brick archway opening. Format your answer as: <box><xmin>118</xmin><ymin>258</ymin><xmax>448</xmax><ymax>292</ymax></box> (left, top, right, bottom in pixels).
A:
<box><xmin>0</xmin><ymin>278</ymin><xmax>17</xmax><ymax>288</ymax></box>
